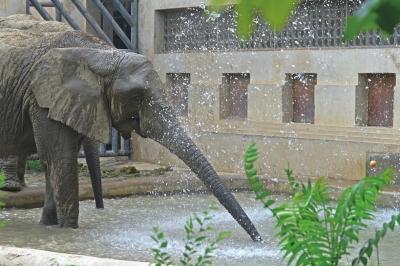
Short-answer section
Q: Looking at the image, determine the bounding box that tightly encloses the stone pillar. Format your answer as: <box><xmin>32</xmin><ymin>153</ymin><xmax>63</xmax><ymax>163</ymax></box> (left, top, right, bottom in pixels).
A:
<box><xmin>248</xmin><ymin>84</ymin><xmax>283</xmax><ymax>123</ymax></box>
<box><xmin>0</xmin><ymin>0</ymin><xmax>25</xmax><ymax>16</ymax></box>
<box><xmin>314</xmin><ymin>85</ymin><xmax>356</xmax><ymax>127</ymax></box>
<box><xmin>355</xmin><ymin>75</ymin><xmax>369</xmax><ymax>126</ymax></box>
<box><xmin>392</xmin><ymin>75</ymin><xmax>400</xmax><ymax>129</ymax></box>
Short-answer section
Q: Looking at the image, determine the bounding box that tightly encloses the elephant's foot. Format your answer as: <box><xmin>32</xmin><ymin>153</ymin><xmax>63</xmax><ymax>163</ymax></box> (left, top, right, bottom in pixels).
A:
<box><xmin>0</xmin><ymin>179</ymin><xmax>22</xmax><ymax>192</ymax></box>
<box><xmin>58</xmin><ymin>217</ymin><xmax>78</xmax><ymax>229</ymax></box>
<box><xmin>39</xmin><ymin>207</ymin><xmax>58</xmax><ymax>226</ymax></box>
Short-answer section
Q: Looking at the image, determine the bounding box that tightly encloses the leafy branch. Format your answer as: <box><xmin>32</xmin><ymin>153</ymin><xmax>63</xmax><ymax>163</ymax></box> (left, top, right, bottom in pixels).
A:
<box><xmin>211</xmin><ymin>0</ymin><xmax>300</xmax><ymax>38</ymax></box>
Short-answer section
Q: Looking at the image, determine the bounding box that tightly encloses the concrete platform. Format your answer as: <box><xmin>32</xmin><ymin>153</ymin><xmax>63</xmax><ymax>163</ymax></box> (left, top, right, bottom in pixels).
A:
<box><xmin>2</xmin><ymin>157</ymin><xmax>400</xmax><ymax>209</ymax></box>
<box><xmin>0</xmin><ymin>246</ymin><xmax>148</xmax><ymax>266</ymax></box>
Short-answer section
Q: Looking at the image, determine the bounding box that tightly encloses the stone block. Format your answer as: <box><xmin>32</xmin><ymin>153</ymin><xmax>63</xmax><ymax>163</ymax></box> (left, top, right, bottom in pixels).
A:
<box><xmin>315</xmin><ymin>85</ymin><xmax>356</xmax><ymax>126</ymax></box>
<box><xmin>248</xmin><ymin>84</ymin><xmax>283</xmax><ymax>123</ymax></box>
<box><xmin>367</xmin><ymin>152</ymin><xmax>400</xmax><ymax>184</ymax></box>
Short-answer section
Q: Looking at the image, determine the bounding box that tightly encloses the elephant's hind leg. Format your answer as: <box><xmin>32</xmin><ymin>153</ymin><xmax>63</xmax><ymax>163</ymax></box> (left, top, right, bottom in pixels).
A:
<box><xmin>17</xmin><ymin>155</ymin><xmax>27</xmax><ymax>187</ymax></box>
<box><xmin>1</xmin><ymin>156</ymin><xmax>22</xmax><ymax>192</ymax></box>
<box><xmin>1</xmin><ymin>154</ymin><xmax>28</xmax><ymax>192</ymax></box>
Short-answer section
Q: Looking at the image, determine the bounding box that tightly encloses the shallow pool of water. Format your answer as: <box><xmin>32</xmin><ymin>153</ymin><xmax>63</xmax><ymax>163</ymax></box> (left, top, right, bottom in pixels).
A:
<box><xmin>0</xmin><ymin>193</ymin><xmax>399</xmax><ymax>265</ymax></box>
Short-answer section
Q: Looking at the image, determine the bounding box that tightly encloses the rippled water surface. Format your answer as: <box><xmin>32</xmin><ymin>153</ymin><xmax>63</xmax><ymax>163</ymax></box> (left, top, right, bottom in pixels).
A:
<box><xmin>0</xmin><ymin>193</ymin><xmax>399</xmax><ymax>265</ymax></box>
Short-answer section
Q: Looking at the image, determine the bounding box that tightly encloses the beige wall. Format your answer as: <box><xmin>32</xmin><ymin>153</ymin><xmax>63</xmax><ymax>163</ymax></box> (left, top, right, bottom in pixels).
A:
<box><xmin>134</xmin><ymin>0</ymin><xmax>400</xmax><ymax>181</ymax></box>
<box><xmin>0</xmin><ymin>0</ymin><xmax>25</xmax><ymax>16</ymax></box>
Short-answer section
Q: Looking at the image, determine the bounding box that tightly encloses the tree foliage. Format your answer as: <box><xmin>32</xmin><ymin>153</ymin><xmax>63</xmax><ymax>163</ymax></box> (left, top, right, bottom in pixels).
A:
<box><xmin>211</xmin><ymin>0</ymin><xmax>300</xmax><ymax>38</ymax></box>
<box><xmin>344</xmin><ymin>0</ymin><xmax>400</xmax><ymax>40</ymax></box>
<box><xmin>244</xmin><ymin>142</ymin><xmax>397</xmax><ymax>266</ymax></box>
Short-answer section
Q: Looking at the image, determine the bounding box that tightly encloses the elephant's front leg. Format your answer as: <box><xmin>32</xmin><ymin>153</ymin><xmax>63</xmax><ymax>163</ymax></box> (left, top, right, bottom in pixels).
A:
<box><xmin>40</xmin><ymin>167</ymin><xmax>58</xmax><ymax>226</ymax></box>
<box><xmin>31</xmin><ymin>107</ymin><xmax>81</xmax><ymax>228</ymax></box>
<box><xmin>47</xmin><ymin>153</ymin><xmax>80</xmax><ymax>228</ymax></box>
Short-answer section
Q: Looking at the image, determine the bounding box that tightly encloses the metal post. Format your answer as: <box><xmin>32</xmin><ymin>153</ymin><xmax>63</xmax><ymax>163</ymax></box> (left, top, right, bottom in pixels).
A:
<box><xmin>29</xmin><ymin>0</ymin><xmax>54</xmax><ymax>21</ymax></box>
<box><xmin>92</xmin><ymin>0</ymin><xmax>134</xmax><ymax>50</ymax></box>
<box><xmin>99</xmin><ymin>144</ymin><xmax>106</xmax><ymax>156</ymax></box>
<box><xmin>26</xmin><ymin>0</ymin><xmax>31</xmax><ymax>15</ymax></box>
<box><xmin>71</xmin><ymin>0</ymin><xmax>113</xmax><ymax>45</ymax></box>
<box><xmin>111</xmin><ymin>128</ymin><xmax>119</xmax><ymax>154</ymax></box>
<box><xmin>56</xmin><ymin>7</ymin><xmax>62</xmax><ymax>21</ymax></box>
<box><xmin>51</xmin><ymin>0</ymin><xmax>81</xmax><ymax>30</ymax></box>
<box><xmin>131</xmin><ymin>0</ymin><xmax>138</xmax><ymax>52</ymax></box>
<box><xmin>123</xmin><ymin>138</ymin><xmax>131</xmax><ymax>156</ymax></box>
<box><xmin>111</xmin><ymin>0</ymin><xmax>135</xmax><ymax>28</ymax></box>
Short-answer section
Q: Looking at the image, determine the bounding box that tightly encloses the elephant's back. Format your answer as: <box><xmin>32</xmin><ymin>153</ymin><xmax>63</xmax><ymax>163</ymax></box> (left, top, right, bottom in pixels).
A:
<box><xmin>0</xmin><ymin>14</ymin><xmax>70</xmax><ymax>48</ymax></box>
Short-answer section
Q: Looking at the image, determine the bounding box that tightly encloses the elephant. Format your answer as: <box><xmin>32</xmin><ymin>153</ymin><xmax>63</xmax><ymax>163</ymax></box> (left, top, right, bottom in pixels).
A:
<box><xmin>0</xmin><ymin>15</ymin><xmax>261</xmax><ymax>241</ymax></box>
<box><xmin>0</xmin><ymin>138</ymin><xmax>104</xmax><ymax>209</ymax></box>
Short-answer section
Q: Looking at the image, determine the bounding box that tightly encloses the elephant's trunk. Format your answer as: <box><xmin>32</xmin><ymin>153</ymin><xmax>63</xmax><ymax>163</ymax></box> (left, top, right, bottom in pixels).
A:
<box><xmin>141</xmin><ymin>101</ymin><xmax>262</xmax><ymax>241</ymax></box>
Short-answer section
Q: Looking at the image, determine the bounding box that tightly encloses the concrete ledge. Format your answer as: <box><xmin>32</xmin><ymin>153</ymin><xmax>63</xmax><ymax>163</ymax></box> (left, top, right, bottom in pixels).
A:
<box><xmin>0</xmin><ymin>246</ymin><xmax>148</xmax><ymax>266</ymax></box>
<box><xmin>2</xmin><ymin>172</ymin><xmax>400</xmax><ymax>209</ymax></box>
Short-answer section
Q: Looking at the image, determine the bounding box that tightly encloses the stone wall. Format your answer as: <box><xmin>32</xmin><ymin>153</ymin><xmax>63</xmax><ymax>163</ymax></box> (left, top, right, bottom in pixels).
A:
<box><xmin>134</xmin><ymin>0</ymin><xmax>400</xmax><ymax>181</ymax></box>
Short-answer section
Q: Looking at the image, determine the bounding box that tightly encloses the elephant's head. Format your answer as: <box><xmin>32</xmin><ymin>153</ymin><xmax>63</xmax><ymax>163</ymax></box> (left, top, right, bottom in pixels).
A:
<box><xmin>30</xmin><ymin>48</ymin><xmax>262</xmax><ymax>241</ymax></box>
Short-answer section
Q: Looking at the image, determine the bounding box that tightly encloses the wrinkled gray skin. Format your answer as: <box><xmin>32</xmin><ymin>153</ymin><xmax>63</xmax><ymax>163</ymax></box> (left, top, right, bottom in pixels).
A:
<box><xmin>0</xmin><ymin>138</ymin><xmax>104</xmax><ymax>209</ymax></box>
<box><xmin>0</xmin><ymin>15</ymin><xmax>261</xmax><ymax>241</ymax></box>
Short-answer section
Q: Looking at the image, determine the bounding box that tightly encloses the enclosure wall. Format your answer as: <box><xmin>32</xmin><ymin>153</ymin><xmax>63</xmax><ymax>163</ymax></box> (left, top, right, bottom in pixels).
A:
<box><xmin>134</xmin><ymin>0</ymin><xmax>400</xmax><ymax>182</ymax></box>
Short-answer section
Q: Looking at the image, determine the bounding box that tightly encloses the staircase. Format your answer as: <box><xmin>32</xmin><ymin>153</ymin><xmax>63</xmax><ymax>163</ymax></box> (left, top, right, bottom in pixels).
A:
<box><xmin>27</xmin><ymin>0</ymin><xmax>139</xmax><ymax>157</ymax></box>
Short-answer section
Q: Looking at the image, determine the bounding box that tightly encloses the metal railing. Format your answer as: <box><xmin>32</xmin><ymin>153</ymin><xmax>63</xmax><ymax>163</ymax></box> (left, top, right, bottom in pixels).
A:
<box><xmin>163</xmin><ymin>0</ymin><xmax>400</xmax><ymax>52</ymax></box>
<box><xmin>27</xmin><ymin>0</ymin><xmax>138</xmax><ymax>156</ymax></box>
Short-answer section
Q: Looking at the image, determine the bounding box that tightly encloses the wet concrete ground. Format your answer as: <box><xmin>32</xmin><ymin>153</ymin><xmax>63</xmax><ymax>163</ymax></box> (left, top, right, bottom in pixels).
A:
<box><xmin>1</xmin><ymin>193</ymin><xmax>399</xmax><ymax>265</ymax></box>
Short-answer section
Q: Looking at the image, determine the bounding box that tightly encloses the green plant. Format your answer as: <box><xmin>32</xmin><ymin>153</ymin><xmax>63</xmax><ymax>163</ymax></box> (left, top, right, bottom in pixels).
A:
<box><xmin>151</xmin><ymin>204</ymin><xmax>231</xmax><ymax>266</ymax></box>
<box><xmin>0</xmin><ymin>171</ymin><xmax>6</xmax><ymax>229</ymax></box>
<box><xmin>352</xmin><ymin>212</ymin><xmax>400</xmax><ymax>266</ymax></box>
<box><xmin>244</xmin><ymin>142</ymin><xmax>398</xmax><ymax>266</ymax></box>
<box><xmin>26</xmin><ymin>160</ymin><xmax>45</xmax><ymax>172</ymax></box>
<box><xmin>0</xmin><ymin>171</ymin><xmax>4</xmax><ymax>186</ymax></box>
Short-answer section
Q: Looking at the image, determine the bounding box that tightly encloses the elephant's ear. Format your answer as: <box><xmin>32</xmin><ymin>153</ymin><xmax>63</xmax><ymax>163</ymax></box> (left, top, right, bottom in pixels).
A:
<box><xmin>30</xmin><ymin>48</ymin><xmax>113</xmax><ymax>143</ymax></box>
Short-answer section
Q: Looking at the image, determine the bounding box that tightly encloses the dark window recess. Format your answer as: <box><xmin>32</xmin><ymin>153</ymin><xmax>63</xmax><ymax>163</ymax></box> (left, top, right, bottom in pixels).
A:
<box><xmin>166</xmin><ymin>73</ymin><xmax>190</xmax><ymax>116</ymax></box>
<box><xmin>113</xmin><ymin>9</ymin><xmax>131</xmax><ymax>49</ymax></box>
<box><xmin>367</xmin><ymin>74</ymin><xmax>395</xmax><ymax>127</ymax></box>
<box><xmin>291</xmin><ymin>74</ymin><xmax>316</xmax><ymax>124</ymax></box>
<box><xmin>220</xmin><ymin>73</ymin><xmax>249</xmax><ymax>119</ymax></box>
<box><xmin>105</xmin><ymin>138</ymin><xmax>121</xmax><ymax>151</ymax></box>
